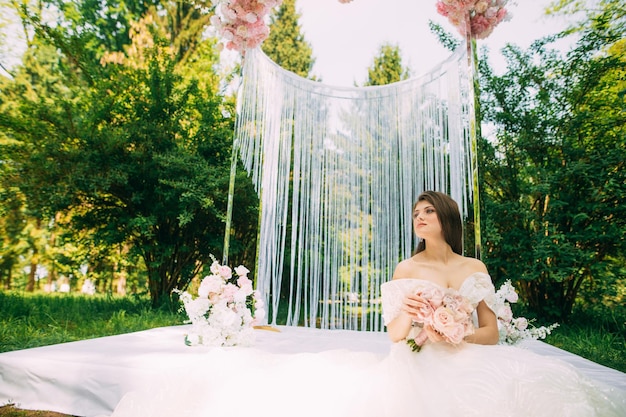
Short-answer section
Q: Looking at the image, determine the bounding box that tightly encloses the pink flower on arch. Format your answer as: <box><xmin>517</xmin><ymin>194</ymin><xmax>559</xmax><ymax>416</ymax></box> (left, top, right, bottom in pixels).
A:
<box><xmin>211</xmin><ymin>0</ymin><xmax>284</xmax><ymax>54</ymax></box>
<box><xmin>435</xmin><ymin>0</ymin><xmax>510</xmax><ymax>40</ymax></box>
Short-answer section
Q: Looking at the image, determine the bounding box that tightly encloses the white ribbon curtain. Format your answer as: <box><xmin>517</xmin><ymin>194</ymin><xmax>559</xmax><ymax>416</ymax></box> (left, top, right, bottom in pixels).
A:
<box><xmin>235</xmin><ymin>47</ymin><xmax>473</xmax><ymax>331</ymax></box>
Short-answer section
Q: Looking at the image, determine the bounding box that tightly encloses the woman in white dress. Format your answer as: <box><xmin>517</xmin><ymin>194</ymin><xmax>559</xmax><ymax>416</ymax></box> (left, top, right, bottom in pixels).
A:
<box><xmin>376</xmin><ymin>190</ymin><xmax>626</xmax><ymax>417</ymax></box>
<box><xmin>108</xmin><ymin>191</ymin><xmax>626</xmax><ymax>417</ymax></box>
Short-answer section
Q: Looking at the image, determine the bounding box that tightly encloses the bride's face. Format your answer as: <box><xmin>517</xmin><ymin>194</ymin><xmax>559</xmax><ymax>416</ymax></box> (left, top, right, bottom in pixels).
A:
<box><xmin>413</xmin><ymin>200</ymin><xmax>441</xmax><ymax>238</ymax></box>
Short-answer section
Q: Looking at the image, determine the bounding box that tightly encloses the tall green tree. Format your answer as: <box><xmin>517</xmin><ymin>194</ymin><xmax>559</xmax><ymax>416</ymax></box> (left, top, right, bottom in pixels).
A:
<box><xmin>261</xmin><ymin>0</ymin><xmax>315</xmax><ymax>78</ymax></box>
<box><xmin>479</xmin><ymin>0</ymin><xmax>626</xmax><ymax>320</ymax></box>
<box><xmin>0</xmin><ymin>2</ymin><xmax>248</xmax><ymax>306</ymax></box>
<box><xmin>363</xmin><ymin>43</ymin><xmax>410</xmax><ymax>86</ymax></box>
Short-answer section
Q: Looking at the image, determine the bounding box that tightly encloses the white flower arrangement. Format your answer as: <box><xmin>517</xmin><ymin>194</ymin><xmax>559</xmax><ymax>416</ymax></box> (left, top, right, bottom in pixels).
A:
<box><xmin>174</xmin><ymin>259</ymin><xmax>265</xmax><ymax>347</ymax></box>
<box><xmin>494</xmin><ymin>280</ymin><xmax>559</xmax><ymax>345</ymax></box>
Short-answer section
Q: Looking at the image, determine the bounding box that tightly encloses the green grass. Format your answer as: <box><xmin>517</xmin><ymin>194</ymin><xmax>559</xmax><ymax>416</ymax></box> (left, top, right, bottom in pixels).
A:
<box><xmin>542</xmin><ymin>310</ymin><xmax>626</xmax><ymax>373</ymax></box>
<box><xmin>0</xmin><ymin>291</ymin><xmax>184</xmax><ymax>353</ymax></box>
<box><xmin>1</xmin><ymin>291</ymin><xmax>624</xmax><ymax>374</ymax></box>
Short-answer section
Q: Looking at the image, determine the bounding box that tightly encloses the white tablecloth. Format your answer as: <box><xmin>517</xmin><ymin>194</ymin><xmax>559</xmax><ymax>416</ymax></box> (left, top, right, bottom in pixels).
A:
<box><xmin>0</xmin><ymin>325</ymin><xmax>624</xmax><ymax>417</ymax></box>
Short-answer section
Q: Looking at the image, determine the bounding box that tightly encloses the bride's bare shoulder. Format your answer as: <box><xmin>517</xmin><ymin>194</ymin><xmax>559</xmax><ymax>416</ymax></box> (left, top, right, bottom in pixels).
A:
<box><xmin>460</xmin><ymin>256</ymin><xmax>488</xmax><ymax>274</ymax></box>
<box><xmin>392</xmin><ymin>258</ymin><xmax>419</xmax><ymax>280</ymax></box>
<box><xmin>453</xmin><ymin>256</ymin><xmax>489</xmax><ymax>282</ymax></box>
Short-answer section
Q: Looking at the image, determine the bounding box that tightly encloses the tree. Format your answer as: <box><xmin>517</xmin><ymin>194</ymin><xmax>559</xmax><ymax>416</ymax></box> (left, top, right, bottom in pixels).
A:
<box><xmin>261</xmin><ymin>0</ymin><xmax>315</xmax><ymax>79</ymax></box>
<box><xmin>0</xmin><ymin>2</ymin><xmax>250</xmax><ymax>306</ymax></box>
<box><xmin>363</xmin><ymin>43</ymin><xmax>411</xmax><ymax>86</ymax></box>
<box><xmin>478</xmin><ymin>1</ymin><xmax>626</xmax><ymax>320</ymax></box>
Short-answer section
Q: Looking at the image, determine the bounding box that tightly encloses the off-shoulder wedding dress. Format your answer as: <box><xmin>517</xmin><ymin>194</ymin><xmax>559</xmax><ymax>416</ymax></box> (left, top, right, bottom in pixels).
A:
<box><xmin>107</xmin><ymin>273</ymin><xmax>626</xmax><ymax>417</ymax></box>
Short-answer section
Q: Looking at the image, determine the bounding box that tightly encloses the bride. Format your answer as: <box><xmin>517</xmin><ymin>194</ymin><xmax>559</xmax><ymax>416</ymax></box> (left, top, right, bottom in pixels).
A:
<box><xmin>375</xmin><ymin>191</ymin><xmax>625</xmax><ymax>416</ymax></box>
<box><xmin>108</xmin><ymin>191</ymin><xmax>626</xmax><ymax>417</ymax></box>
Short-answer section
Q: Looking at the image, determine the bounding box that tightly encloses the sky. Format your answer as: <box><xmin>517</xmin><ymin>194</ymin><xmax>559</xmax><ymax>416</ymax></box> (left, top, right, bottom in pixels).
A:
<box><xmin>291</xmin><ymin>0</ymin><xmax>573</xmax><ymax>87</ymax></box>
<box><xmin>1</xmin><ymin>0</ymin><xmax>575</xmax><ymax>83</ymax></box>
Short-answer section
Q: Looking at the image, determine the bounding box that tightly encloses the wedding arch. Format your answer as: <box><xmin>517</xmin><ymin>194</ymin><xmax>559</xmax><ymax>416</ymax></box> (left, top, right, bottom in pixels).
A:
<box><xmin>229</xmin><ymin>46</ymin><xmax>477</xmax><ymax>331</ymax></box>
<box><xmin>215</xmin><ymin>0</ymin><xmax>510</xmax><ymax>331</ymax></box>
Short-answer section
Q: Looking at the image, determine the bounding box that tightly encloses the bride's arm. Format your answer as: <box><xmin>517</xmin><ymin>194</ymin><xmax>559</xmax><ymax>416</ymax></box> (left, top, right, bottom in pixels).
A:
<box><xmin>386</xmin><ymin>304</ymin><xmax>413</xmax><ymax>342</ymax></box>
<box><xmin>464</xmin><ymin>300</ymin><xmax>499</xmax><ymax>345</ymax></box>
<box><xmin>385</xmin><ymin>261</ymin><xmax>415</xmax><ymax>342</ymax></box>
<box><xmin>387</xmin><ymin>291</ymin><xmax>433</xmax><ymax>342</ymax></box>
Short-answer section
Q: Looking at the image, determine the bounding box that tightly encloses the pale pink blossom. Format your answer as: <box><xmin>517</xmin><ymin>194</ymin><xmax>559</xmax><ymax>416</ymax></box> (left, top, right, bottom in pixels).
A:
<box><xmin>407</xmin><ymin>285</ymin><xmax>474</xmax><ymax>352</ymax></box>
<box><xmin>209</xmin><ymin>260</ymin><xmax>221</xmax><ymax>275</ymax></box>
<box><xmin>432</xmin><ymin>306</ymin><xmax>454</xmax><ymax>329</ymax></box>
<box><xmin>199</xmin><ymin>274</ymin><xmax>223</xmax><ymax>297</ymax></box>
<box><xmin>234</xmin><ymin>265</ymin><xmax>250</xmax><ymax>277</ymax></box>
<box><xmin>221</xmin><ymin>282</ymin><xmax>239</xmax><ymax>301</ymax></box>
<box><xmin>211</xmin><ymin>0</ymin><xmax>283</xmax><ymax>53</ymax></box>
<box><xmin>435</xmin><ymin>0</ymin><xmax>509</xmax><ymax>40</ymax></box>
<box><xmin>513</xmin><ymin>317</ymin><xmax>528</xmax><ymax>331</ymax></box>
<box><xmin>474</xmin><ymin>0</ymin><xmax>489</xmax><ymax>13</ymax></box>
<box><xmin>442</xmin><ymin>323</ymin><xmax>466</xmax><ymax>344</ymax></box>
<box><xmin>497</xmin><ymin>304</ymin><xmax>513</xmax><ymax>322</ymax></box>
<box><xmin>217</xmin><ymin>264</ymin><xmax>232</xmax><ymax>279</ymax></box>
<box><xmin>174</xmin><ymin>259</ymin><xmax>264</xmax><ymax>347</ymax></box>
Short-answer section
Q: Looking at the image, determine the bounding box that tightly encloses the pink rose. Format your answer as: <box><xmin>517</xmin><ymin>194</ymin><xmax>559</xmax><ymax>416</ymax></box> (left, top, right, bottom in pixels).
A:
<box><xmin>470</xmin><ymin>15</ymin><xmax>491</xmax><ymax>36</ymax></box>
<box><xmin>424</xmin><ymin>324</ymin><xmax>444</xmax><ymax>343</ymax></box>
<box><xmin>234</xmin><ymin>265</ymin><xmax>250</xmax><ymax>277</ymax></box>
<box><xmin>218</xmin><ymin>265</ymin><xmax>232</xmax><ymax>279</ymax></box>
<box><xmin>505</xmin><ymin>289</ymin><xmax>518</xmax><ymax>303</ymax></box>
<box><xmin>237</xmin><ymin>275</ymin><xmax>252</xmax><ymax>287</ymax></box>
<box><xmin>436</xmin><ymin>2</ymin><xmax>450</xmax><ymax>16</ymax></box>
<box><xmin>497</xmin><ymin>304</ymin><xmax>513</xmax><ymax>322</ymax></box>
<box><xmin>416</xmin><ymin>286</ymin><xmax>445</xmax><ymax>308</ymax></box>
<box><xmin>441</xmin><ymin>323</ymin><xmax>466</xmax><ymax>345</ymax></box>
<box><xmin>238</xmin><ymin>281</ymin><xmax>254</xmax><ymax>297</ymax></box>
<box><xmin>221</xmin><ymin>283</ymin><xmax>239</xmax><ymax>301</ymax></box>
<box><xmin>442</xmin><ymin>293</ymin><xmax>462</xmax><ymax>311</ymax></box>
<box><xmin>432</xmin><ymin>306</ymin><xmax>454</xmax><ymax>330</ymax></box>
<box><xmin>474</xmin><ymin>0</ymin><xmax>489</xmax><ymax>13</ymax></box>
<box><xmin>199</xmin><ymin>275</ymin><xmax>223</xmax><ymax>297</ymax></box>
<box><xmin>244</xmin><ymin>12</ymin><xmax>258</xmax><ymax>23</ymax></box>
<box><xmin>513</xmin><ymin>317</ymin><xmax>528</xmax><ymax>331</ymax></box>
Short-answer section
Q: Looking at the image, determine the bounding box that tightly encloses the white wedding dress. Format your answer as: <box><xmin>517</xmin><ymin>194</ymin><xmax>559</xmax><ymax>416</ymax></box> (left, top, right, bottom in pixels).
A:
<box><xmin>108</xmin><ymin>273</ymin><xmax>626</xmax><ymax>417</ymax></box>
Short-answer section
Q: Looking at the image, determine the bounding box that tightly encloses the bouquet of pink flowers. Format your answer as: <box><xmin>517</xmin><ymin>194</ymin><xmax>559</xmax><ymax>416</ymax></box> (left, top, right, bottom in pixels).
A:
<box><xmin>210</xmin><ymin>0</ymin><xmax>283</xmax><ymax>53</ymax></box>
<box><xmin>435</xmin><ymin>0</ymin><xmax>510</xmax><ymax>40</ymax></box>
<box><xmin>407</xmin><ymin>286</ymin><xmax>475</xmax><ymax>352</ymax></box>
<box><xmin>174</xmin><ymin>258</ymin><xmax>266</xmax><ymax>347</ymax></box>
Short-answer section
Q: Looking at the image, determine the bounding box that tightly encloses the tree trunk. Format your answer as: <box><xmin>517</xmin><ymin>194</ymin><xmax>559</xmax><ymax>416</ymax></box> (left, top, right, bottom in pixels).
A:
<box><xmin>26</xmin><ymin>259</ymin><xmax>37</xmax><ymax>292</ymax></box>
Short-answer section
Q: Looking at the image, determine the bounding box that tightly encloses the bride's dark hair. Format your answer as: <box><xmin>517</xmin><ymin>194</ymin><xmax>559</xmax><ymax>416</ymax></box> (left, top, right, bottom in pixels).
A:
<box><xmin>413</xmin><ymin>191</ymin><xmax>463</xmax><ymax>256</ymax></box>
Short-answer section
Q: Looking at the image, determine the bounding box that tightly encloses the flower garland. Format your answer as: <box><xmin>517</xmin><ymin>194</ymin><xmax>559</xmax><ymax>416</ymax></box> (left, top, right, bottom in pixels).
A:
<box><xmin>174</xmin><ymin>259</ymin><xmax>266</xmax><ymax>347</ymax></box>
<box><xmin>436</xmin><ymin>0</ymin><xmax>510</xmax><ymax>39</ymax></box>
<box><xmin>493</xmin><ymin>280</ymin><xmax>559</xmax><ymax>345</ymax></box>
<box><xmin>210</xmin><ymin>0</ymin><xmax>283</xmax><ymax>53</ymax></box>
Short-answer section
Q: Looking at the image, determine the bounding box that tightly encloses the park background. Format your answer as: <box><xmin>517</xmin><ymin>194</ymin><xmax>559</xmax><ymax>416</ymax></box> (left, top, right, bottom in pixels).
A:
<box><xmin>0</xmin><ymin>0</ymin><xmax>624</xmax><ymax>392</ymax></box>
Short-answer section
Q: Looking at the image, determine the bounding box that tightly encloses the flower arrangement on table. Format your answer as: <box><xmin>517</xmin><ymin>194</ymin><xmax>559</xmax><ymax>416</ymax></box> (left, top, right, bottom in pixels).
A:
<box><xmin>493</xmin><ymin>280</ymin><xmax>559</xmax><ymax>345</ymax></box>
<box><xmin>435</xmin><ymin>0</ymin><xmax>510</xmax><ymax>40</ymax></box>
<box><xmin>210</xmin><ymin>0</ymin><xmax>283</xmax><ymax>53</ymax></box>
<box><xmin>407</xmin><ymin>286</ymin><xmax>475</xmax><ymax>352</ymax></box>
<box><xmin>174</xmin><ymin>259</ymin><xmax>266</xmax><ymax>347</ymax></box>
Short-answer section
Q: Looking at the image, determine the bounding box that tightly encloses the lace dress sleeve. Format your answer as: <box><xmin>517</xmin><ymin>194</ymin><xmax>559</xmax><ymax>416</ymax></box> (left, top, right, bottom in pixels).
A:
<box><xmin>381</xmin><ymin>281</ymin><xmax>411</xmax><ymax>326</ymax></box>
<box><xmin>462</xmin><ymin>273</ymin><xmax>497</xmax><ymax>313</ymax></box>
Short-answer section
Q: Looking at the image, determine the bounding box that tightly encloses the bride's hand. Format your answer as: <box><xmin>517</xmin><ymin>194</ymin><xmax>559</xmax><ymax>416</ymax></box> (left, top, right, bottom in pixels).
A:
<box><xmin>401</xmin><ymin>294</ymin><xmax>428</xmax><ymax>322</ymax></box>
<box><xmin>423</xmin><ymin>324</ymin><xmax>445</xmax><ymax>343</ymax></box>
